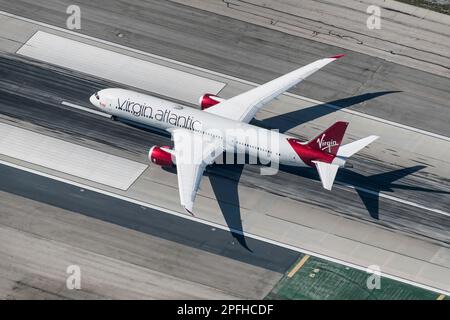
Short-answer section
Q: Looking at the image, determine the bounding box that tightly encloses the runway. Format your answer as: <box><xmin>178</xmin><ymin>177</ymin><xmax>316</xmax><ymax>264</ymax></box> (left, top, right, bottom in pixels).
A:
<box><xmin>1</xmin><ymin>51</ymin><xmax>449</xmax><ymax>294</ymax></box>
<box><xmin>0</xmin><ymin>0</ymin><xmax>449</xmax><ymax>298</ymax></box>
<box><xmin>1</xmin><ymin>0</ymin><xmax>449</xmax><ymax>136</ymax></box>
<box><xmin>0</xmin><ymin>163</ymin><xmax>298</xmax><ymax>299</ymax></box>
<box><xmin>176</xmin><ymin>0</ymin><xmax>450</xmax><ymax>77</ymax></box>
<box><xmin>1</xmin><ymin>53</ymin><xmax>448</xmax><ymax>243</ymax></box>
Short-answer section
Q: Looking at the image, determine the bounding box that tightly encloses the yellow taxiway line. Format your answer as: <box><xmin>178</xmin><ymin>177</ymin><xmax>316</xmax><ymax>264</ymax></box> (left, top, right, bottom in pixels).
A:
<box><xmin>287</xmin><ymin>255</ymin><xmax>310</xmax><ymax>278</ymax></box>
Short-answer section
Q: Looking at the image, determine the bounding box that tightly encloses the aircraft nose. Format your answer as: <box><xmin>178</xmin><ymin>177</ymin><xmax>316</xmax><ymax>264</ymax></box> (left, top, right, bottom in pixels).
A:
<box><xmin>89</xmin><ymin>94</ymin><xmax>96</xmax><ymax>106</ymax></box>
<box><xmin>89</xmin><ymin>91</ymin><xmax>101</xmax><ymax>109</ymax></box>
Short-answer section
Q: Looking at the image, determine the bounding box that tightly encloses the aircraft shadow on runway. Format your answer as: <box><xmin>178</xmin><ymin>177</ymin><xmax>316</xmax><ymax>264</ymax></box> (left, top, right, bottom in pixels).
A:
<box><xmin>280</xmin><ymin>164</ymin><xmax>450</xmax><ymax>220</ymax></box>
<box><xmin>163</xmin><ymin>91</ymin><xmax>415</xmax><ymax>250</ymax></box>
<box><xmin>251</xmin><ymin>91</ymin><xmax>401</xmax><ymax>133</ymax></box>
<box><xmin>207</xmin><ymin>91</ymin><xmax>401</xmax><ymax>249</ymax></box>
<box><xmin>163</xmin><ymin>163</ymin><xmax>251</xmax><ymax>251</ymax></box>
<box><xmin>206</xmin><ymin>164</ymin><xmax>250</xmax><ymax>250</ymax></box>
<box><xmin>203</xmin><ymin>162</ymin><xmax>450</xmax><ymax>252</ymax></box>
<box><xmin>337</xmin><ymin>165</ymin><xmax>450</xmax><ymax>219</ymax></box>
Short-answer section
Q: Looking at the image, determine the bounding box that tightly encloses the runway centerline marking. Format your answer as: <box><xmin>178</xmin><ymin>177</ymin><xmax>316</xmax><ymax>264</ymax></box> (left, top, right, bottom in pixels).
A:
<box><xmin>0</xmin><ymin>10</ymin><xmax>449</xmax><ymax>142</ymax></box>
<box><xmin>61</xmin><ymin>101</ymin><xmax>112</xmax><ymax>118</ymax></box>
<box><xmin>287</xmin><ymin>255</ymin><xmax>310</xmax><ymax>278</ymax></box>
<box><xmin>0</xmin><ymin>159</ymin><xmax>448</xmax><ymax>296</ymax></box>
<box><xmin>335</xmin><ymin>182</ymin><xmax>450</xmax><ymax>217</ymax></box>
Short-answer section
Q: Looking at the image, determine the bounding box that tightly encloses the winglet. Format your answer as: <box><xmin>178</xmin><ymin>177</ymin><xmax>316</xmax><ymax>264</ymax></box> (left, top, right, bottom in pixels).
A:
<box><xmin>329</xmin><ymin>54</ymin><xmax>346</xmax><ymax>59</ymax></box>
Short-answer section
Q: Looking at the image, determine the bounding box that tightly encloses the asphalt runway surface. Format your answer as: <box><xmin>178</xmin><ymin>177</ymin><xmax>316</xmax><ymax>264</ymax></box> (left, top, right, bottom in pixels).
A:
<box><xmin>0</xmin><ymin>163</ymin><xmax>298</xmax><ymax>272</ymax></box>
<box><xmin>0</xmin><ymin>0</ymin><xmax>449</xmax><ymax>297</ymax></box>
<box><xmin>0</xmin><ymin>174</ymin><xmax>285</xmax><ymax>299</ymax></box>
<box><xmin>0</xmin><ymin>54</ymin><xmax>448</xmax><ymax>246</ymax></box>
<box><xmin>1</xmin><ymin>0</ymin><xmax>449</xmax><ymax>136</ymax></box>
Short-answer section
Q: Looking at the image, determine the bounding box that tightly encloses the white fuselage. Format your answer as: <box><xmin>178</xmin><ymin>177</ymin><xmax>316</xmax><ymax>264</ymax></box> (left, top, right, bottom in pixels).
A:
<box><xmin>90</xmin><ymin>88</ymin><xmax>309</xmax><ymax>167</ymax></box>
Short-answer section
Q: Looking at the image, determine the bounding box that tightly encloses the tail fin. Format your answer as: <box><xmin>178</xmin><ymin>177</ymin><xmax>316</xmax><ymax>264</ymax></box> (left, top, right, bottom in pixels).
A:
<box><xmin>307</xmin><ymin>121</ymin><xmax>349</xmax><ymax>155</ymax></box>
<box><xmin>337</xmin><ymin>135</ymin><xmax>379</xmax><ymax>158</ymax></box>
<box><xmin>311</xmin><ymin>130</ymin><xmax>378</xmax><ymax>191</ymax></box>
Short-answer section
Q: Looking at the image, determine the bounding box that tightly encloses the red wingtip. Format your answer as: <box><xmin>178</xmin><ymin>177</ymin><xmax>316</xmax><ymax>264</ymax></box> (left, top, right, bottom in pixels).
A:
<box><xmin>330</xmin><ymin>54</ymin><xmax>346</xmax><ymax>59</ymax></box>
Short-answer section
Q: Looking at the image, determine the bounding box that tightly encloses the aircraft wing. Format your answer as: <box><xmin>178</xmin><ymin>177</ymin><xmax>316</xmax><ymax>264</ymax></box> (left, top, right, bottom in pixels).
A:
<box><xmin>171</xmin><ymin>129</ymin><xmax>224</xmax><ymax>214</ymax></box>
<box><xmin>205</xmin><ymin>55</ymin><xmax>345</xmax><ymax>123</ymax></box>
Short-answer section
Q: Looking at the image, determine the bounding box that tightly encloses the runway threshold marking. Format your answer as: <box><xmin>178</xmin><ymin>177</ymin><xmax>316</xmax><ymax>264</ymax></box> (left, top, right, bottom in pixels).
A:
<box><xmin>1</xmin><ymin>10</ymin><xmax>449</xmax><ymax>142</ymax></box>
<box><xmin>1</xmin><ymin>159</ymin><xmax>448</xmax><ymax>296</ymax></box>
<box><xmin>287</xmin><ymin>255</ymin><xmax>310</xmax><ymax>278</ymax></box>
<box><xmin>437</xmin><ymin>294</ymin><xmax>445</xmax><ymax>300</ymax></box>
<box><xmin>61</xmin><ymin>101</ymin><xmax>112</xmax><ymax>119</ymax></box>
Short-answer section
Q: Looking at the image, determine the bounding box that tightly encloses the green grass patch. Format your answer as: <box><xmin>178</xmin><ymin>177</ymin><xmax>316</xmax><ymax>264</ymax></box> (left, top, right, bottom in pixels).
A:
<box><xmin>266</xmin><ymin>255</ymin><xmax>442</xmax><ymax>300</ymax></box>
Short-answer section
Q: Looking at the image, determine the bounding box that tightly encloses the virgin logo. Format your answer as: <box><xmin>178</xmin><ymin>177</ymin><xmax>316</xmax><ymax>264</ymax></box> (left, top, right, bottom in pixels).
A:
<box><xmin>317</xmin><ymin>134</ymin><xmax>337</xmax><ymax>153</ymax></box>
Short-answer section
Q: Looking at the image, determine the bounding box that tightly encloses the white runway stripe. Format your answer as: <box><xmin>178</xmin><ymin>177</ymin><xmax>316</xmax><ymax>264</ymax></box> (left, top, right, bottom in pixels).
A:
<box><xmin>61</xmin><ymin>101</ymin><xmax>112</xmax><ymax>118</ymax></box>
<box><xmin>335</xmin><ymin>182</ymin><xmax>450</xmax><ymax>217</ymax></box>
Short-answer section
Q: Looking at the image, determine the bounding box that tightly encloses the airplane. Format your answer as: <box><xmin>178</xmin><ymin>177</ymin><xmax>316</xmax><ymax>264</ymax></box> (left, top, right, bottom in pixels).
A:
<box><xmin>89</xmin><ymin>55</ymin><xmax>378</xmax><ymax>215</ymax></box>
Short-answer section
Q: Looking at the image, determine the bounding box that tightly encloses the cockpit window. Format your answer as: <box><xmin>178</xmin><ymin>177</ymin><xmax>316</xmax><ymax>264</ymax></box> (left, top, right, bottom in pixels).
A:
<box><xmin>94</xmin><ymin>92</ymin><xmax>100</xmax><ymax>100</ymax></box>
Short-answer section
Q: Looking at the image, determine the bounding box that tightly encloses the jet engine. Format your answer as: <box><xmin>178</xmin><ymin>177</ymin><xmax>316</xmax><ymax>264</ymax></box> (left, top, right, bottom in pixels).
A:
<box><xmin>148</xmin><ymin>146</ymin><xmax>175</xmax><ymax>166</ymax></box>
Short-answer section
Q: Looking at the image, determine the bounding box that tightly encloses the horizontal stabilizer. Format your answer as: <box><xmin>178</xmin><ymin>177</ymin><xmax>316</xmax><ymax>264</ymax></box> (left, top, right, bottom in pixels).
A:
<box><xmin>312</xmin><ymin>161</ymin><xmax>339</xmax><ymax>190</ymax></box>
<box><xmin>337</xmin><ymin>135</ymin><xmax>379</xmax><ymax>158</ymax></box>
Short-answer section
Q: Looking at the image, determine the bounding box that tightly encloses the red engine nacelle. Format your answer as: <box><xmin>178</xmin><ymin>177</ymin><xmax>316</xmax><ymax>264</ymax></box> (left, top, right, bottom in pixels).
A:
<box><xmin>148</xmin><ymin>145</ymin><xmax>175</xmax><ymax>166</ymax></box>
<box><xmin>198</xmin><ymin>93</ymin><xmax>225</xmax><ymax>110</ymax></box>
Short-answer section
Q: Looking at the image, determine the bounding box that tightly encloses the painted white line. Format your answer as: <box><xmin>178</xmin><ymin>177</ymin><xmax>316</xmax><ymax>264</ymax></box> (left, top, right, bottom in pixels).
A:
<box><xmin>0</xmin><ymin>158</ymin><xmax>448</xmax><ymax>296</ymax></box>
<box><xmin>335</xmin><ymin>182</ymin><xmax>450</xmax><ymax>217</ymax></box>
<box><xmin>61</xmin><ymin>101</ymin><xmax>112</xmax><ymax>118</ymax></box>
<box><xmin>1</xmin><ymin>10</ymin><xmax>449</xmax><ymax>142</ymax></box>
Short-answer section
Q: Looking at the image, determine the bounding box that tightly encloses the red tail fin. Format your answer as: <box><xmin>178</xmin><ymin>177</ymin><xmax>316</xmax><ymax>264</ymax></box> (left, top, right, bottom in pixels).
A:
<box><xmin>307</xmin><ymin>121</ymin><xmax>349</xmax><ymax>155</ymax></box>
